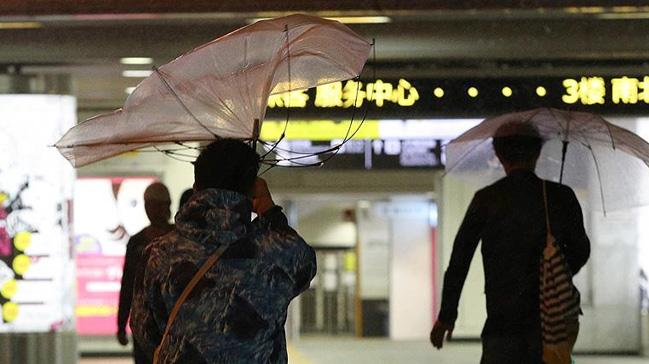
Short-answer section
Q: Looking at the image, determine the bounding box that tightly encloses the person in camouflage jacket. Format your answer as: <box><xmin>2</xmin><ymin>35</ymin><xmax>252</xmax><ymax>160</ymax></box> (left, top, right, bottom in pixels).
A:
<box><xmin>130</xmin><ymin>139</ymin><xmax>317</xmax><ymax>363</ymax></box>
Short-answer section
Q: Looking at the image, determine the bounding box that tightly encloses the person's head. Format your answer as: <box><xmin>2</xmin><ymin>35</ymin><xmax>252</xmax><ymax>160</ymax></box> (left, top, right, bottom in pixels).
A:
<box><xmin>193</xmin><ymin>139</ymin><xmax>260</xmax><ymax>197</ymax></box>
<box><xmin>178</xmin><ymin>188</ymin><xmax>193</xmax><ymax>209</ymax></box>
<box><xmin>143</xmin><ymin>182</ymin><xmax>171</xmax><ymax>226</ymax></box>
<box><xmin>492</xmin><ymin>122</ymin><xmax>544</xmax><ymax>173</ymax></box>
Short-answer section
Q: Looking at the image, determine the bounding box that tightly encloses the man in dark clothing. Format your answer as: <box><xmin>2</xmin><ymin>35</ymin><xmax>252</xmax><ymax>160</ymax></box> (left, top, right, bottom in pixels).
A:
<box><xmin>431</xmin><ymin>122</ymin><xmax>590</xmax><ymax>363</ymax></box>
<box><xmin>130</xmin><ymin>139</ymin><xmax>316</xmax><ymax>363</ymax></box>
<box><xmin>117</xmin><ymin>182</ymin><xmax>174</xmax><ymax>363</ymax></box>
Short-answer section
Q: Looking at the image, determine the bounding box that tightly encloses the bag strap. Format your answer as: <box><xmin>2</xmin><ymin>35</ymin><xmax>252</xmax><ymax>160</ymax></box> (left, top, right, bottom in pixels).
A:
<box><xmin>153</xmin><ymin>243</ymin><xmax>229</xmax><ymax>364</ymax></box>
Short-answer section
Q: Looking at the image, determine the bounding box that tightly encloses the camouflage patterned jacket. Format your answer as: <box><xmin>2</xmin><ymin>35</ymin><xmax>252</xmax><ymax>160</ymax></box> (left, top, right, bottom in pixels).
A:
<box><xmin>130</xmin><ymin>188</ymin><xmax>316</xmax><ymax>363</ymax></box>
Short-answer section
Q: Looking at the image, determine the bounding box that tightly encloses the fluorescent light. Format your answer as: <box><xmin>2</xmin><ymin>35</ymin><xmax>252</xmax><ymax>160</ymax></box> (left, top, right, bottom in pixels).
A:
<box><xmin>248</xmin><ymin>16</ymin><xmax>391</xmax><ymax>25</ymax></box>
<box><xmin>0</xmin><ymin>22</ymin><xmax>42</xmax><ymax>30</ymax></box>
<box><xmin>120</xmin><ymin>57</ymin><xmax>153</xmax><ymax>65</ymax></box>
<box><xmin>122</xmin><ymin>70</ymin><xmax>152</xmax><ymax>78</ymax></box>
<box><xmin>564</xmin><ymin>6</ymin><xmax>606</xmax><ymax>14</ymax></box>
<box><xmin>598</xmin><ymin>12</ymin><xmax>649</xmax><ymax>19</ymax></box>
<box><xmin>124</xmin><ymin>87</ymin><xmax>137</xmax><ymax>94</ymax></box>
<box><xmin>326</xmin><ymin>16</ymin><xmax>391</xmax><ymax>24</ymax></box>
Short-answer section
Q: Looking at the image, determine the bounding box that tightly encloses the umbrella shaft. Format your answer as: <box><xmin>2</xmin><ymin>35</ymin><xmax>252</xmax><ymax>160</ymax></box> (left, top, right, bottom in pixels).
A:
<box><xmin>559</xmin><ymin>140</ymin><xmax>569</xmax><ymax>184</ymax></box>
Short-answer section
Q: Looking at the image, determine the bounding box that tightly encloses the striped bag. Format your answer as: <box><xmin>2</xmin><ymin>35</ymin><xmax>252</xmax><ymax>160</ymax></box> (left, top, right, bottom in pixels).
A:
<box><xmin>540</xmin><ymin>181</ymin><xmax>580</xmax><ymax>364</ymax></box>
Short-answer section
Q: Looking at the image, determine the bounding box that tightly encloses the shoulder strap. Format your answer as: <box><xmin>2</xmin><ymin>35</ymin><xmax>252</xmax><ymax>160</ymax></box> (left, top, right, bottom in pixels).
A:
<box><xmin>153</xmin><ymin>243</ymin><xmax>229</xmax><ymax>364</ymax></box>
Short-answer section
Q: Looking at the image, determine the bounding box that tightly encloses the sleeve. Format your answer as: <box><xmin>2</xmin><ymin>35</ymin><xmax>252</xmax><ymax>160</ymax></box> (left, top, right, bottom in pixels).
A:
<box><xmin>117</xmin><ymin>236</ymin><xmax>137</xmax><ymax>334</ymax></box>
<box><xmin>254</xmin><ymin>206</ymin><xmax>317</xmax><ymax>299</ymax></box>
<box><xmin>560</xmin><ymin>187</ymin><xmax>590</xmax><ymax>276</ymax></box>
<box><xmin>438</xmin><ymin>192</ymin><xmax>485</xmax><ymax>326</ymax></box>
<box><xmin>130</xmin><ymin>244</ymin><xmax>164</xmax><ymax>360</ymax></box>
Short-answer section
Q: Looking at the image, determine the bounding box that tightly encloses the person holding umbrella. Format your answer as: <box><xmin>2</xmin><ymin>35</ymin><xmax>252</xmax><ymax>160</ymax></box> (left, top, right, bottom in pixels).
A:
<box><xmin>130</xmin><ymin>139</ymin><xmax>316</xmax><ymax>363</ymax></box>
<box><xmin>430</xmin><ymin>121</ymin><xmax>590</xmax><ymax>363</ymax></box>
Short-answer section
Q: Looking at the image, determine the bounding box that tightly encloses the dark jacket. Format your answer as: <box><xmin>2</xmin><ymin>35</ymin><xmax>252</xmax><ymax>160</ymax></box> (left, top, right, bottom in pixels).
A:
<box><xmin>438</xmin><ymin>170</ymin><xmax>590</xmax><ymax>337</ymax></box>
<box><xmin>117</xmin><ymin>225</ymin><xmax>172</xmax><ymax>335</ymax></box>
<box><xmin>130</xmin><ymin>188</ymin><xmax>316</xmax><ymax>364</ymax></box>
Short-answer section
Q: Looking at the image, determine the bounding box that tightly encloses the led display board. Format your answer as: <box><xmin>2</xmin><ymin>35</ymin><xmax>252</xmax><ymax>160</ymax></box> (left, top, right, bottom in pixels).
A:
<box><xmin>264</xmin><ymin>76</ymin><xmax>649</xmax><ymax>119</ymax></box>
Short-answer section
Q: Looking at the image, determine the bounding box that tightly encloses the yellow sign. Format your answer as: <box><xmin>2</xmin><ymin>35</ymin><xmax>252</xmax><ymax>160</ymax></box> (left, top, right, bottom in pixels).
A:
<box><xmin>268</xmin><ymin>79</ymin><xmax>419</xmax><ymax>109</ymax></box>
<box><xmin>562</xmin><ymin>75</ymin><xmax>649</xmax><ymax>105</ymax></box>
<box><xmin>314</xmin><ymin>82</ymin><xmax>344</xmax><ymax>107</ymax></box>
<box><xmin>610</xmin><ymin>76</ymin><xmax>649</xmax><ymax>104</ymax></box>
<box><xmin>13</xmin><ymin>231</ymin><xmax>32</xmax><ymax>252</ymax></box>
<box><xmin>342</xmin><ymin>80</ymin><xmax>366</xmax><ymax>108</ymax></box>
<box><xmin>1</xmin><ymin>279</ymin><xmax>17</xmax><ymax>299</ymax></box>
<box><xmin>268</xmin><ymin>90</ymin><xmax>310</xmax><ymax>108</ymax></box>
<box><xmin>260</xmin><ymin>120</ymin><xmax>379</xmax><ymax>141</ymax></box>
<box><xmin>2</xmin><ymin>302</ymin><xmax>19</xmax><ymax>323</ymax></box>
<box><xmin>12</xmin><ymin>254</ymin><xmax>31</xmax><ymax>276</ymax></box>
<box><xmin>390</xmin><ymin>79</ymin><xmax>420</xmax><ymax>106</ymax></box>
<box><xmin>562</xmin><ymin>77</ymin><xmax>606</xmax><ymax>105</ymax></box>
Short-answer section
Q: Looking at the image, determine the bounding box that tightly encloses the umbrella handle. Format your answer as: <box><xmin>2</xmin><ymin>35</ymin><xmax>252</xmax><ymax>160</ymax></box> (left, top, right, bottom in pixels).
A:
<box><xmin>252</xmin><ymin>118</ymin><xmax>260</xmax><ymax>151</ymax></box>
<box><xmin>559</xmin><ymin>140</ymin><xmax>569</xmax><ymax>185</ymax></box>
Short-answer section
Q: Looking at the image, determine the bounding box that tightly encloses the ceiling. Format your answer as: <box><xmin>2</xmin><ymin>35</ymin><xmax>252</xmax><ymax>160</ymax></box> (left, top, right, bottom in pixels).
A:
<box><xmin>2</xmin><ymin>1</ymin><xmax>646</xmax><ymax>15</ymax></box>
<box><xmin>2</xmin><ymin>3</ymin><xmax>649</xmax><ymax>115</ymax></box>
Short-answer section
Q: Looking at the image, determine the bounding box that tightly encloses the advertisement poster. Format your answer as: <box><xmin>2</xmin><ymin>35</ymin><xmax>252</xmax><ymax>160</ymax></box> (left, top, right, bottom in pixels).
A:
<box><xmin>0</xmin><ymin>95</ymin><xmax>76</xmax><ymax>332</ymax></box>
<box><xmin>74</xmin><ymin>177</ymin><xmax>155</xmax><ymax>335</ymax></box>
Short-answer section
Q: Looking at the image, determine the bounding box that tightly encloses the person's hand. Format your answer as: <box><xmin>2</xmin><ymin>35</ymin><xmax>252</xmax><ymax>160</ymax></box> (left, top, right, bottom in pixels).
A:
<box><xmin>117</xmin><ymin>331</ymin><xmax>129</xmax><ymax>346</ymax></box>
<box><xmin>252</xmin><ymin>178</ymin><xmax>275</xmax><ymax>216</ymax></box>
<box><xmin>430</xmin><ymin>319</ymin><xmax>454</xmax><ymax>349</ymax></box>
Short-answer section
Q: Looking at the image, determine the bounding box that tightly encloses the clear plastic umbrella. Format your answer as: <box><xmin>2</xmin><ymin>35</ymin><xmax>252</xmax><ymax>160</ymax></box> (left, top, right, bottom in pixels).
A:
<box><xmin>55</xmin><ymin>14</ymin><xmax>371</xmax><ymax>167</ymax></box>
<box><xmin>446</xmin><ymin>107</ymin><xmax>649</xmax><ymax>212</ymax></box>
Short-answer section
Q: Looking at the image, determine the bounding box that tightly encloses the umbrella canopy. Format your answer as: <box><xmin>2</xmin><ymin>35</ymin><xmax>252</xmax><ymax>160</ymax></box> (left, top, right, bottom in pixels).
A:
<box><xmin>446</xmin><ymin>107</ymin><xmax>649</xmax><ymax>212</ymax></box>
<box><xmin>55</xmin><ymin>14</ymin><xmax>372</xmax><ymax>167</ymax></box>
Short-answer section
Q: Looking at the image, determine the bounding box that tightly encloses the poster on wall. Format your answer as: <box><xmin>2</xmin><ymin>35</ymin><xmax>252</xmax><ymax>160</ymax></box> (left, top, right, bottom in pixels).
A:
<box><xmin>0</xmin><ymin>95</ymin><xmax>76</xmax><ymax>332</ymax></box>
<box><xmin>74</xmin><ymin>177</ymin><xmax>155</xmax><ymax>335</ymax></box>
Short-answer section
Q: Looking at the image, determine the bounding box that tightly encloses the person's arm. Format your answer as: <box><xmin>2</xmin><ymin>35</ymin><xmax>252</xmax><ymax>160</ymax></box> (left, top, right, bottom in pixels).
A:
<box><xmin>252</xmin><ymin>178</ymin><xmax>317</xmax><ymax>298</ymax></box>
<box><xmin>116</xmin><ymin>237</ymin><xmax>137</xmax><ymax>345</ymax></box>
<box><xmin>560</xmin><ymin>187</ymin><xmax>590</xmax><ymax>275</ymax></box>
<box><xmin>258</xmin><ymin>206</ymin><xmax>317</xmax><ymax>296</ymax></box>
<box><xmin>432</xmin><ymin>192</ymin><xmax>485</xmax><ymax>348</ymax></box>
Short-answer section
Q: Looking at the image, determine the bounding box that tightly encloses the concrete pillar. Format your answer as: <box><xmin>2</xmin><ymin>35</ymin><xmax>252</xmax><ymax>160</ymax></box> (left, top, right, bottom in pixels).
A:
<box><xmin>284</xmin><ymin>200</ymin><xmax>302</xmax><ymax>342</ymax></box>
<box><xmin>0</xmin><ymin>332</ymin><xmax>78</xmax><ymax>364</ymax></box>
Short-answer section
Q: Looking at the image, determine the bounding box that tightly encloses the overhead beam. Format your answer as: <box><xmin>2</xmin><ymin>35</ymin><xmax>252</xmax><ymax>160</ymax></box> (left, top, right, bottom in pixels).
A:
<box><xmin>2</xmin><ymin>1</ymin><xmax>649</xmax><ymax>16</ymax></box>
<box><xmin>2</xmin><ymin>19</ymin><xmax>649</xmax><ymax>64</ymax></box>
